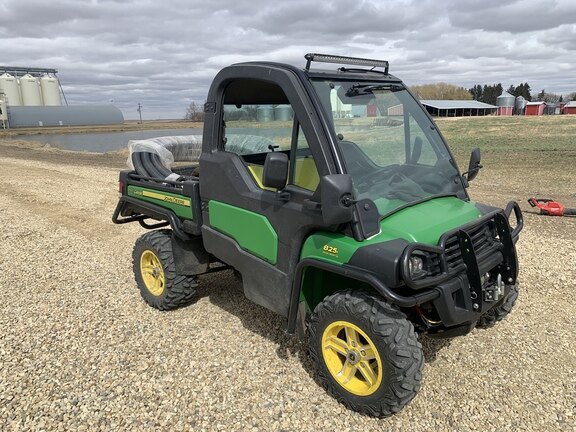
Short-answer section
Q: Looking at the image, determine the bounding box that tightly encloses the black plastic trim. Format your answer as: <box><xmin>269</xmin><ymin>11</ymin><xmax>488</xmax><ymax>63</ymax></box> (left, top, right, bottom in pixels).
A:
<box><xmin>201</xmin><ymin>226</ymin><xmax>291</xmax><ymax>317</ymax></box>
<box><xmin>285</xmin><ymin>258</ymin><xmax>441</xmax><ymax>335</ymax></box>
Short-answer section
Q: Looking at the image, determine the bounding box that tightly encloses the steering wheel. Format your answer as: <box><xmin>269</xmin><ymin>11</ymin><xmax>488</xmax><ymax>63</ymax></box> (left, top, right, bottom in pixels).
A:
<box><xmin>355</xmin><ymin>164</ymin><xmax>400</xmax><ymax>191</ymax></box>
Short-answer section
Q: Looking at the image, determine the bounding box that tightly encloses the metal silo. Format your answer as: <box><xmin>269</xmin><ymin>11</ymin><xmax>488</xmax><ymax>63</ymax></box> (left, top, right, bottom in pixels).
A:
<box><xmin>274</xmin><ymin>105</ymin><xmax>293</xmax><ymax>121</ymax></box>
<box><xmin>256</xmin><ymin>105</ymin><xmax>274</xmax><ymax>122</ymax></box>
<box><xmin>19</xmin><ymin>74</ymin><xmax>43</xmax><ymax>106</ymax></box>
<box><xmin>0</xmin><ymin>73</ymin><xmax>22</xmax><ymax>106</ymax></box>
<box><xmin>40</xmin><ymin>74</ymin><xmax>61</xmax><ymax>106</ymax></box>
<box><xmin>0</xmin><ymin>100</ymin><xmax>7</xmax><ymax>127</ymax></box>
<box><xmin>496</xmin><ymin>91</ymin><xmax>515</xmax><ymax>116</ymax></box>
<box><xmin>515</xmin><ymin>96</ymin><xmax>526</xmax><ymax>115</ymax></box>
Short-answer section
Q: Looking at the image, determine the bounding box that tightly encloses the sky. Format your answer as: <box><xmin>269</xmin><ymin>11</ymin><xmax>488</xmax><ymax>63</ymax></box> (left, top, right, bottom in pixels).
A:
<box><xmin>1</xmin><ymin>0</ymin><xmax>575</xmax><ymax>120</ymax></box>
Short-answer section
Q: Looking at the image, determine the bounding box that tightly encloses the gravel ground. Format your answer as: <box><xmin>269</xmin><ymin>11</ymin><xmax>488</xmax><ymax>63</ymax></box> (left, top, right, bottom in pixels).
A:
<box><xmin>0</xmin><ymin>141</ymin><xmax>574</xmax><ymax>431</ymax></box>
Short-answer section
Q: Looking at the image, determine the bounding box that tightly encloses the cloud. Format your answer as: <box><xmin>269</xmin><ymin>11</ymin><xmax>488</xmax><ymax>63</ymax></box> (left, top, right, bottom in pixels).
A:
<box><xmin>448</xmin><ymin>0</ymin><xmax>576</xmax><ymax>33</ymax></box>
<box><xmin>1</xmin><ymin>0</ymin><xmax>575</xmax><ymax>119</ymax></box>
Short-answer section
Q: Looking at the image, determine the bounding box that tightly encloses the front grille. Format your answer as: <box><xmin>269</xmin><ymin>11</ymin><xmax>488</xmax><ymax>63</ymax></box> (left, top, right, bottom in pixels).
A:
<box><xmin>427</xmin><ymin>253</ymin><xmax>442</xmax><ymax>276</ymax></box>
<box><xmin>444</xmin><ymin>221</ymin><xmax>498</xmax><ymax>271</ymax></box>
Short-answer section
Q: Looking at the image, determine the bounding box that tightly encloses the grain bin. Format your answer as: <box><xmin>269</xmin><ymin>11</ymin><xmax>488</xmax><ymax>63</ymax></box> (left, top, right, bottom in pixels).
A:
<box><xmin>0</xmin><ymin>100</ymin><xmax>7</xmax><ymax>121</ymax></box>
<box><xmin>515</xmin><ymin>96</ymin><xmax>526</xmax><ymax>115</ymax></box>
<box><xmin>0</xmin><ymin>73</ymin><xmax>22</xmax><ymax>106</ymax></box>
<box><xmin>496</xmin><ymin>91</ymin><xmax>515</xmax><ymax>116</ymax></box>
<box><xmin>40</xmin><ymin>74</ymin><xmax>61</xmax><ymax>106</ymax></box>
<box><xmin>274</xmin><ymin>105</ymin><xmax>293</xmax><ymax>121</ymax></box>
<box><xmin>256</xmin><ymin>105</ymin><xmax>274</xmax><ymax>122</ymax></box>
<box><xmin>20</xmin><ymin>74</ymin><xmax>43</xmax><ymax>106</ymax></box>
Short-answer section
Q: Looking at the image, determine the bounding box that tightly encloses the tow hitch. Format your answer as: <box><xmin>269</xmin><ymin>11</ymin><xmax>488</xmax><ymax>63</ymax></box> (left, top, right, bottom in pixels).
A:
<box><xmin>484</xmin><ymin>274</ymin><xmax>504</xmax><ymax>302</ymax></box>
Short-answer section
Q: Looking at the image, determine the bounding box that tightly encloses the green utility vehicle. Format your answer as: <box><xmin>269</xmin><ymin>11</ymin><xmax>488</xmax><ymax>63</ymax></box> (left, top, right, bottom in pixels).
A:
<box><xmin>113</xmin><ymin>54</ymin><xmax>523</xmax><ymax>417</ymax></box>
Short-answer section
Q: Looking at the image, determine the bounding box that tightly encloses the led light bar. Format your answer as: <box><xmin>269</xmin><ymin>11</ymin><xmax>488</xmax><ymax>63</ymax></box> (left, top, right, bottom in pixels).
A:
<box><xmin>304</xmin><ymin>53</ymin><xmax>389</xmax><ymax>73</ymax></box>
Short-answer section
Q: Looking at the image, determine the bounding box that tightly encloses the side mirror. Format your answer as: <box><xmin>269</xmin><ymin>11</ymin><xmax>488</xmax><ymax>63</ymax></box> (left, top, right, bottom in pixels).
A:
<box><xmin>465</xmin><ymin>147</ymin><xmax>482</xmax><ymax>182</ymax></box>
<box><xmin>321</xmin><ymin>174</ymin><xmax>354</xmax><ymax>225</ymax></box>
<box><xmin>262</xmin><ymin>152</ymin><xmax>288</xmax><ymax>189</ymax></box>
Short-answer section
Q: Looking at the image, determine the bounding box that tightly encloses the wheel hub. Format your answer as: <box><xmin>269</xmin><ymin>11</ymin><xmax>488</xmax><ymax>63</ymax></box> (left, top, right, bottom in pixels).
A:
<box><xmin>321</xmin><ymin>321</ymin><xmax>383</xmax><ymax>396</ymax></box>
<box><xmin>140</xmin><ymin>250</ymin><xmax>165</xmax><ymax>297</ymax></box>
<box><xmin>347</xmin><ymin>350</ymin><xmax>360</xmax><ymax>365</ymax></box>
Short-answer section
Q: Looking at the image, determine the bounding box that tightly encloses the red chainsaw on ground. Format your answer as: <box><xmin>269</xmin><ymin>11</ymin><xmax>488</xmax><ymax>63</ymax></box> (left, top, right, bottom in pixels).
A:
<box><xmin>527</xmin><ymin>198</ymin><xmax>576</xmax><ymax>216</ymax></box>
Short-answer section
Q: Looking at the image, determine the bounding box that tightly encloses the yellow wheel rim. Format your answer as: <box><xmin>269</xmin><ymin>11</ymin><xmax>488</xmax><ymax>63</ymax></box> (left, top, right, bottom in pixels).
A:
<box><xmin>321</xmin><ymin>321</ymin><xmax>383</xmax><ymax>396</ymax></box>
<box><xmin>140</xmin><ymin>250</ymin><xmax>165</xmax><ymax>296</ymax></box>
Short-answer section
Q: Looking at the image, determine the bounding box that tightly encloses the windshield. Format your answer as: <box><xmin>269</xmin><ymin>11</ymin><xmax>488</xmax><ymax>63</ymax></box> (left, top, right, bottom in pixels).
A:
<box><xmin>312</xmin><ymin>79</ymin><xmax>466</xmax><ymax>217</ymax></box>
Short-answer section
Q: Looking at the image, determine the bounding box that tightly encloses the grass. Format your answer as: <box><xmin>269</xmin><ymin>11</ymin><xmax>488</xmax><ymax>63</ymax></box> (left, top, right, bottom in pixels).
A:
<box><xmin>436</xmin><ymin>115</ymin><xmax>576</xmax><ymax>154</ymax></box>
<box><xmin>434</xmin><ymin>115</ymin><xmax>576</xmax><ymax>206</ymax></box>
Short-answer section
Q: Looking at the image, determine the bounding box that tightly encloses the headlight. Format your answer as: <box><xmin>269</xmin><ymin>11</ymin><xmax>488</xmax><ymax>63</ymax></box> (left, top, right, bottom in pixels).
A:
<box><xmin>408</xmin><ymin>255</ymin><xmax>426</xmax><ymax>279</ymax></box>
<box><xmin>402</xmin><ymin>246</ymin><xmax>443</xmax><ymax>288</ymax></box>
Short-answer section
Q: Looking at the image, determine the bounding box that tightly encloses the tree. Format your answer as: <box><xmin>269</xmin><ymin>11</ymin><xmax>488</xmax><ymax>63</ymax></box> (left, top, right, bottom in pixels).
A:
<box><xmin>511</xmin><ymin>83</ymin><xmax>530</xmax><ymax>101</ymax></box>
<box><xmin>184</xmin><ymin>101</ymin><xmax>205</xmax><ymax>121</ymax></box>
<box><xmin>471</xmin><ymin>82</ymin><xmax>533</xmax><ymax>103</ymax></box>
<box><xmin>520</xmin><ymin>82</ymin><xmax>532</xmax><ymax>101</ymax></box>
<box><xmin>469</xmin><ymin>84</ymin><xmax>483</xmax><ymax>101</ymax></box>
<box><xmin>473</xmin><ymin>83</ymin><xmax>503</xmax><ymax>105</ymax></box>
<box><xmin>410</xmin><ymin>83</ymin><xmax>472</xmax><ymax>100</ymax></box>
<box><xmin>566</xmin><ymin>92</ymin><xmax>576</xmax><ymax>101</ymax></box>
<box><xmin>505</xmin><ymin>83</ymin><xmax>532</xmax><ymax>101</ymax></box>
<box><xmin>534</xmin><ymin>90</ymin><xmax>561</xmax><ymax>103</ymax></box>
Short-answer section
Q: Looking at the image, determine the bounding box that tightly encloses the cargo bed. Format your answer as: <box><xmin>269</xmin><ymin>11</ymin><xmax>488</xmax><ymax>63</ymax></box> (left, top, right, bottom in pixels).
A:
<box><xmin>112</xmin><ymin>166</ymin><xmax>203</xmax><ymax>239</ymax></box>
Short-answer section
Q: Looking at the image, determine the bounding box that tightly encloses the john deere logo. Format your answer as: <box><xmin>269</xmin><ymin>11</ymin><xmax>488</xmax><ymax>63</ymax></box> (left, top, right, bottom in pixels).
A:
<box><xmin>131</xmin><ymin>188</ymin><xmax>191</xmax><ymax>207</ymax></box>
<box><xmin>161</xmin><ymin>195</ymin><xmax>189</xmax><ymax>206</ymax></box>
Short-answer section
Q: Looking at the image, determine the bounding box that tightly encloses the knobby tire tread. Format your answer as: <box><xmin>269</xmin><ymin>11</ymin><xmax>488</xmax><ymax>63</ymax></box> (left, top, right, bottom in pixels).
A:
<box><xmin>133</xmin><ymin>230</ymin><xmax>198</xmax><ymax>311</ymax></box>
<box><xmin>308</xmin><ymin>290</ymin><xmax>423</xmax><ymax>418</ymax></box>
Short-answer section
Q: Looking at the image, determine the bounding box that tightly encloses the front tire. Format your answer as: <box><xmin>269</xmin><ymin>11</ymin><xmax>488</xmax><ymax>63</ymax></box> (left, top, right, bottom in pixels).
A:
<box><xmin>308</xmin><ymin>290</ymin><xmax>423</xmax><ymax>417</ymax></box>
<box><xmin>477</xmin><ymin>284</ymin><xmax>519</xmax><ymax>328</ymax></box>
<box><xmin>133</xmin><ymin>230</ymin><xmax>198</xmax><ymax>310</ymax></box>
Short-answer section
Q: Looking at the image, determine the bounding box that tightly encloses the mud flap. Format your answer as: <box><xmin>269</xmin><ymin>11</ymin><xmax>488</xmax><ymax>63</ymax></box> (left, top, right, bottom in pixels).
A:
<box><xmin>171</xmin><ymin>234</ymin><xmax>210</xmax><ymax>275</ymax></box>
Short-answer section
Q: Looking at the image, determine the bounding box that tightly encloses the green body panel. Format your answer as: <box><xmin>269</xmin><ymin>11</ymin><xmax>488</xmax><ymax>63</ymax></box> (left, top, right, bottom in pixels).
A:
<box><xmin>127</xmin><ymin>185</ymin><xmax>193</xmax><ymax>220</ymax></box>
<box><xmin>300</xmin><ymin>196</ymin><xmax>482</xmax><ymax>264</ymax></box>
<box><xmin>298</xmin><ymin>196</ymin><xmax>482</xmax><ymax>311</ymax></box>
<box><xmin>208</xmin><ymin>200</ymin><xmax>278</xmax><ymax>264</ymax></box>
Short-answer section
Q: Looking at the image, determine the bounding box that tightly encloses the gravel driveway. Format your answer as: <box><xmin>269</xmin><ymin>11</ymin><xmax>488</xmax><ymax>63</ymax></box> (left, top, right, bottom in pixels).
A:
<box><xmin>0</xmin><ymin>142</ymin><xmax>574</xmax><ymax>431</ymax></box>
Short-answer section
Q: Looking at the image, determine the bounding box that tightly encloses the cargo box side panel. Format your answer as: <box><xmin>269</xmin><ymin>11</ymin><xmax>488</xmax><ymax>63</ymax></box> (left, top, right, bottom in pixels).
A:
<box><xmin>127</xmin><ymin>185</ymin><xmax>194</xmax><ymax>220</ymax></box>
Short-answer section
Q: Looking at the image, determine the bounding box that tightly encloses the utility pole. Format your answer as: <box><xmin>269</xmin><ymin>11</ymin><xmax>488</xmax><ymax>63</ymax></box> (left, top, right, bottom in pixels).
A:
<box><xmin>137</xmin><ymin>103</ymin><xmax>143</xmax><ymax>124</ymax></box>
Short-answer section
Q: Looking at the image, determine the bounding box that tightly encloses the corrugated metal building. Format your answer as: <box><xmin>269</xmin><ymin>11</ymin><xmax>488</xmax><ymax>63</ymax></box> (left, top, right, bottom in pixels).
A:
<box><xmin>6</xmin><ymin>105</ymin><xmax>124</xmax><ymax>127</ymax></box>
<box><xmin>421</xmin><ymin>100</ymin><xmax>497</xmax><ymax>117</ymax></box>
<box><xmin>525</xmin><ymin>102</ymin><xmax>546</xmax><ymax>116</ymax></box>
<box><xmin>563</xmin><ymin>101</ymin><xmax>576</xmax><ymax>115</ymax></box>
<box><xmin>1</xmin><ymin>66</ymin><xmax>125</xmax><ymax>128</ymax></box>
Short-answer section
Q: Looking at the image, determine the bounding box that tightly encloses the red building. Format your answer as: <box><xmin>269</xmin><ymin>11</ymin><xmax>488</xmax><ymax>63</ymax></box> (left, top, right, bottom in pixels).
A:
<box><xmin>497</xmin><ymin>106</ymin><xmax>513</xmax><ymax>116</ymax></box>
<box><xmin>525</xmin><ymin>101</ymin><xmax>546</xmax><ymax>116</ymax></box>
<box><xmin>563</xmin><ymin>101</ymin><xmax>576</xmax><ymax>114</ymax></box>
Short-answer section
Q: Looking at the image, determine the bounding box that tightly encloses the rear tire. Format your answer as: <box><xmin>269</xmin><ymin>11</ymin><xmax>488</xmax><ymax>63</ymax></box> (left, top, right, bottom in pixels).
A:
<box><xmin>133</xmin><ymin>230</ymin><xmax>198</xmax><ymax>310</ymax></box>
<box><xmin>477</xmin><ymin>284</ymin><xmax>519</xmax><ymax>328</ymax></box>
<box><xmin>308</xmin><ymin>290</ymin><xmax>423</xmax><ymax>417</ymax></box>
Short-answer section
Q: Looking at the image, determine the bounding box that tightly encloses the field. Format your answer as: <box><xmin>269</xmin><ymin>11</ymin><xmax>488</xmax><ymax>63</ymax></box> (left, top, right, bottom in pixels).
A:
<box><xmin>0</xmin><ymin>115</ymin><xmax>574</xmax><ymax>431</ymax></box>
<box><xmin>0</xmin><ymin>119</ymin><xmax>203</xmax><ymax>138</ymax></box>
<box><xmin>439</xmin><ymin>115</ymin><xmax>576</xmax><ymax>208</ymax></box>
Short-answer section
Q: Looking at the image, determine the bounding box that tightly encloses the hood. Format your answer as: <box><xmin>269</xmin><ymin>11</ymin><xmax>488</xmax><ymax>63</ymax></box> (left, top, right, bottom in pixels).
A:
<box><xmin>377</xmin><ymin>196</ymin><xmax>481</xmax><ymax>245</ymax></box>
